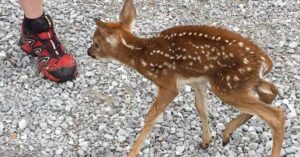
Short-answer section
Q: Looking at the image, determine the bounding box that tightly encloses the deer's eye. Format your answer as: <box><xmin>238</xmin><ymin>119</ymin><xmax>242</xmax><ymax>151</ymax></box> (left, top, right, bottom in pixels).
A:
<box><xmin>94</xmin><ymin>43</ymin><xmax>100</xmax><ymax>48</ymax></box>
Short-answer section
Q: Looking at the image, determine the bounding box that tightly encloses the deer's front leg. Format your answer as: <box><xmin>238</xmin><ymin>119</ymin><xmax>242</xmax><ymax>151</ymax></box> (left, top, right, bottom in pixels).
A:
<box><xmin>127</xmin><ymin>87</ymin><xmax>178</xmax><ymax>157</ymax></box>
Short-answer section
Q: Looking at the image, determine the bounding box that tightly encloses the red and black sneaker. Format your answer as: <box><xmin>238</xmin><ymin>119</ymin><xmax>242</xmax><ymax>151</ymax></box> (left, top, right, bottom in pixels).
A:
<box><xmin>19</xmin><ymin>15</ymin><xmax>77</xmax><ymax>83</ymax></box>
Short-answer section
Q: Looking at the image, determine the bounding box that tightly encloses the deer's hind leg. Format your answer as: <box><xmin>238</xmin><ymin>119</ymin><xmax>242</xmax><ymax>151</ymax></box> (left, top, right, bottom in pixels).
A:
<box><xmin>191</xmin><ymin>83</ymin><xmax>212</xmax><ymax>149</ymax></box>
<box><xmin>216</xmin><ymin>87</ymin><xmax>285</xmax><ymax>157</ymax></box>
<box><xmin>222</xmin><ymin>80</ymin><xmax>279</xmax><ymax>146</ymax></box>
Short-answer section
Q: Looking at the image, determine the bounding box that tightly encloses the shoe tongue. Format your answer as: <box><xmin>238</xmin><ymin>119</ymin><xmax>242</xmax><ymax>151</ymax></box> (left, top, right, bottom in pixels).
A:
<box><xmin>30</xmin><ymin>15</ymin><xmax>53</xmax><ymax>34</ymax></box>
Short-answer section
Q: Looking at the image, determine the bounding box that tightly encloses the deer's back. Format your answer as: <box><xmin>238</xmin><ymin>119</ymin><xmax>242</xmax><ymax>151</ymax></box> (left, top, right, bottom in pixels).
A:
<box><xmin>139</xmin><ymin>25</ymin><xmax>273</xmax><ymax>91</ymax></box>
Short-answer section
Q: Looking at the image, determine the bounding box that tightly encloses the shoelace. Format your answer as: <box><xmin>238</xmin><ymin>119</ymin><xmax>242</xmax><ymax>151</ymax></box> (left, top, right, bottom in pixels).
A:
<box><xmin>34</xmin><ymin>28</ymin><xmax>65</xmax><ymax>59</ymax></box>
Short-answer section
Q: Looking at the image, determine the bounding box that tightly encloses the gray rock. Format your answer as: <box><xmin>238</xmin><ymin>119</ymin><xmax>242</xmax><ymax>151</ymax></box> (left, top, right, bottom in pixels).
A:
<box><xmin>0</xmin><ymin>122</ymin><xmax>4</xmax><ymax>135</ymax></box>
<box><xmin>55</xmin><ymin>148</ymin><xmax>64</xmax><ymax>155</ymax></box>
<box><xmin>39</xmin><ymin>122</ymin><xmax>48</xmax><ymax>129</ymax></box>
<box><xmin>289</xmin><ymin>42</ymin><xmax>298</xmax><ymax>49</ymax></box>
<box><xmin>175</xmin><ymin>145</ymin><xmax>185</xmax><ymax>155</ymax></box>
<box><xmin>18</xmin><ymin>119</ymin><xmax>27</xmax><ymax>130</ymax></box>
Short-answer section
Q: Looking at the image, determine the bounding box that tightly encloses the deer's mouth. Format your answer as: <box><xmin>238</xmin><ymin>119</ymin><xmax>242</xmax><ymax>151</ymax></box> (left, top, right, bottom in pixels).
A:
<box><xmin>87</xmin><ymin>47</ymin><xmax>96</xmax><ymax>59</ymax></box>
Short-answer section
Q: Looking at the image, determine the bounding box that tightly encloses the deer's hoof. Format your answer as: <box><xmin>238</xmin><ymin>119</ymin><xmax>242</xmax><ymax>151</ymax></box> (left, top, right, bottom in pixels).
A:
<box><xmin>222</xmin><ymin>139</ymin><xmax>230</xmax><ymax>147</ymax></box>
<box><xmin>200</xmin><ymin>142</ymin><xmax>210</xmax><ymax>149</ymax></box>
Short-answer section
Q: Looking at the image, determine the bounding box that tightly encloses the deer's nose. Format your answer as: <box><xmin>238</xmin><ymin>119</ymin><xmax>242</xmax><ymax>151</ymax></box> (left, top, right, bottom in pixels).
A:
<box><xmin>87</xmin><ymin>47</ymin><xmax>95</xmax><ymax>58</ymax></box>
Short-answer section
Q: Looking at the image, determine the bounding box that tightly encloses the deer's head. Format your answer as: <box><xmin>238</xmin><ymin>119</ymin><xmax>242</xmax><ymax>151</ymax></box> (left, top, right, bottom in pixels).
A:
<box><xmin>88</xmin><ymin>0</ymin><xmax>136</xmax><ymax>60</ymax></box>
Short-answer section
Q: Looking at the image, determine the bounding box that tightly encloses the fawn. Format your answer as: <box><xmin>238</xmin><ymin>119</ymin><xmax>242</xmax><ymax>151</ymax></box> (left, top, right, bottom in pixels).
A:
<box><xmin>88</xmin><ymin>0</ymin><xmax>285</xmax><ymax>156</ymax></box>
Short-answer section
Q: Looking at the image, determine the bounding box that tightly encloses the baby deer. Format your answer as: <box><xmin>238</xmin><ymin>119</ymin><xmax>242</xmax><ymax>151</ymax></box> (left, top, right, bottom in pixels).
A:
<box><xmin>88</xmin><ymin>0</ymin><xmax>285</xmax><ymax>157</ymax></box>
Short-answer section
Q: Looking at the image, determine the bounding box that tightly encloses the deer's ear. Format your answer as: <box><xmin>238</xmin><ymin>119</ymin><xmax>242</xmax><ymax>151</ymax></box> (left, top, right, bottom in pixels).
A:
<box><xmin>95</xmin><ymin>18</ymin><xmax>107</xmax><ymax>28</ymax></box>
<box><xmin>119</xmin><ymin>0</ymin><xmax>136</xmax><ymax>31</ymax></box>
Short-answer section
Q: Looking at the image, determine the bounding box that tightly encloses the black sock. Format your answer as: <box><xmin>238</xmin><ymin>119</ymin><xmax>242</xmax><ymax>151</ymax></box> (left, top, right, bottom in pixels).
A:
<box><xmin>23</xmin><ymin>13</ymin><xmax>53</xmax><ymax>34</ymax></box>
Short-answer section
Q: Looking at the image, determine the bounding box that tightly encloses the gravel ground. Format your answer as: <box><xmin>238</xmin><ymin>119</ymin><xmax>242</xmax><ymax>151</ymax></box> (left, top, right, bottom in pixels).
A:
<box><xmin>0</xmin><ymin>0</ymin><xmax>299</xmax><ymax>156</ymax></box>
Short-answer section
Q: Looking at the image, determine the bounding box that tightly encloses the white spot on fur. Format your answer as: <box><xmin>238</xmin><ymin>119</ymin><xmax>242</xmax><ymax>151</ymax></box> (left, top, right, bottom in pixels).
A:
<box><xmin>121</xmin><ymin>37</ymin><xmax>142</xmax><ymax>50</ymax></box>
<box><xmin>233</xmin><ymin>76</ymin><xmax>240</xmax><ymax>81</ymax></box>
<box><xmin>260</xmin><ymin>56</ymin><xmax>266</xmax><ymax>61</ymax></box>
<box><xmin>258</xmin><ymin>86</ymin><xmax>273</xmax><ymax>95</ymax></box>
<box><xmin>204</xmin><ymin>66</ymin><xmax>209</xmax><ymax>71</ymax></box>
<box><xmin>140</xmin><ymin>59</ymin><xmax>147</xmax><ymax>67</ymax></box>
<box><xmin>243</xmin><ymin>58</ymin><xmax>249</xmax><ymax>64</ymax></box>
<box><xmin>227</xmin><ymin>82</ymin><xmax>232</xmax><ymax>89</ymax></box>
<box><xmin>238</xmin><ymin>42</ymin><xmax>244</xmax><ymax>47</ymax></box>
<box><xmin>226</xmin><ymin>75</ymin><xmax>230</xmax><ymax>81</ymax></box>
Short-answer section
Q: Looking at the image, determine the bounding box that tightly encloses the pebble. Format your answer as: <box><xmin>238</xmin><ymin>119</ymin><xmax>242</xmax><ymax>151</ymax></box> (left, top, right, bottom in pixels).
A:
<box><xmin>85</xmin><ymin>72</ymin><xmax>94</xmax><ymax>77</ymax></box>
<box><xmin>39</xmin><ymin>122</ymin><xmax>48</xmax><ymax>129</ymax></box>
<box><xmin>175</xmin><ymin>145</ymin><xmax>185</xmax><ymax>155</ymax></box>
<box><xmin>0</xmin><ymin>122</ymin><xmax>4</xmax><ymax>135</ymax></box>
<box><xmin>285</xmin><ymin>145</ymin><xmax>298</xmax><ymax>154</ymax></box>
<box><xmin>55</xmin><ymin>148</ymin><xmax>64</xmax><ymax>155</ymax></box>
<box><xmin>18</xmin><ymin>119</ymin><xmax>27</xmax><ymax>130</ymax></box>
<box><xmin>289</xmin><ymin>42</ymin><xmax>298</xmax><ymax>48</ymax></box>
<box><xmin>0</xmin><ymin>51</ymin><xmax>6</xmax><ymax>58</ymax></box>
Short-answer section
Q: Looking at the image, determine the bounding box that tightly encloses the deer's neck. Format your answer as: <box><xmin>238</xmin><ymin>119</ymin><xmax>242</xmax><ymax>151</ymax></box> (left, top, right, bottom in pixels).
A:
<box><xmin>117</xmin><ymin>32</ymin><xmax>149</xmax><ymax>66</ymax></box>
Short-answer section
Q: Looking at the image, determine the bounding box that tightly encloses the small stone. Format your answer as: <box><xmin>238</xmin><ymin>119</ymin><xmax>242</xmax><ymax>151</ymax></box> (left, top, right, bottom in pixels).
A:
<box><xmin>1</xmin><ymin>106</ymin><xmax>11</xmax><ymax>112</ymax></box>
<box><xmin>285</xmin><ymin>145</ymin><xmax>298</xmax><ymax>154</ymax></box>
<box><xmin>39</xmin><ymin>122</ymin><xmax>48</xmax><ymax>129</ymax></box>
<box><xmin>0</xmin><ymin>52</ymin><xmax>6</xmax><ymax>60</ymax></box>
<box><xmin>79</xmin><ymin>140</ymin><xmax>89</xmax><ymax>150</ymax></box>
<box><xmin>118</xmin><ymin>135</ymin><xmax>126</xmax><ymax>143</ymax></box>
<box><xmin>104</xmin><ymin>134</ymin><xmax>114</xmax><ymax>140</ymax></box>
<box><xmin>111</xmin><ymin>81</ymin><xmax>118</xmax><ymax>86</ymax></box>
<box><xmin>176</xmin><ymin>145</ymin><xmax>185</xmax><ymax>155</ymax></box>
<box><xmin>216</xmin><ymin>123</ymin><xmax>225</xmax><ymax>130</ymax></box>
<box><xmin>55</xmin><ymin>128</ymin><xmax>62</xmax><ymax>135</ymax></box>
<box><xmin>248</xmin><ymin>143</ymin><xmax>258</xmax><ymax>150</ymax></box>
<box><xmin>233</xmin><ymin>26</ymin><xmax>240</xmax><ymax>32</ymax></box>
<box><xmin>85</xmin><ymin>72</ymin><xmax>94</xmax><ymax>77</ymax></box>
<box><xmin>18</xmin><ymin>119</ymin><xmax>27</xmax><ymax>130</ymax></box>
<box><xmin>185</xmin><ymin>86</ymin><xmax>192</xmax><ymax>92</ymax></box>
<box><xmin>10</xmin><ymin>132</ymin><xmax>17</xmax><ymax>140</ymax></box>
<box><xmin>56</xmin><ymin>148</ymin><xmax>64</xmax><ymax>155</ymax></box>
<box><xmin>66</xmin><ymin>81</ymin><xmax>74</xmax><ymax>88</ymax></box>
<box><xmin>282</xmin><ymin>99</ymin><xmax>289</xmax><ymax>104</ymax></box>
<box><xmin>289</xmin><ymin>42</ymin><xmax>298</xmax><ymax>48</ymax></box>
<box><xmin>0</xmin><ymin>122</ymin><xmax>4</xmax><ymax>135</ymax></box>
<box><xmin>20</xmin><ymin>133</ymin><xmax>27</xmax><ymax>140</ymax></box>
